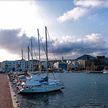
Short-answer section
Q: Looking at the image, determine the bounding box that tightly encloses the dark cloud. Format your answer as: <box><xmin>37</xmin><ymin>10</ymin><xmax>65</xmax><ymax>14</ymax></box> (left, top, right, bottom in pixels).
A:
<box><xmin>0</xmin><ymin>29</ymin><xmax>108</xmax><ymax>59</ymax></box>
<box><xmin>0</xmin><ymin>29</ymin><xmax>37</xmax><ymax>55</ymax></box>
<box><xmin>48</xmin><ymin>34</ymin><xmax>108</xmax><ymax>58</ymax></box>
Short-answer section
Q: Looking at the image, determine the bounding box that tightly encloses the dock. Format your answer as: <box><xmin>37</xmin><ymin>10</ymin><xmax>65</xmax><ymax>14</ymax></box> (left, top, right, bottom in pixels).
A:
<box><xmin>0</xmin><ymin>74</ymin><xmax>14</xmax><ymax>108</ymax></box>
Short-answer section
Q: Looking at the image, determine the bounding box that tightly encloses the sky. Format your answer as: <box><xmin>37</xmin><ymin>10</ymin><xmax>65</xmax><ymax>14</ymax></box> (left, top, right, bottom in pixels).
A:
<box><xmin>0</xmin><ymin>0</ymin><xmax>108</xmax><ymax>61</ymax></box>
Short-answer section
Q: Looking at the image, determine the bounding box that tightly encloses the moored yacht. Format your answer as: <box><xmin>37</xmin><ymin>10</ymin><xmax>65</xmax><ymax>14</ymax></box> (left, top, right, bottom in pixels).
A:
<box><xmin>17</xmin><ymin>26</ymin><xmax>64</xmax><ymax>93</ymax></box>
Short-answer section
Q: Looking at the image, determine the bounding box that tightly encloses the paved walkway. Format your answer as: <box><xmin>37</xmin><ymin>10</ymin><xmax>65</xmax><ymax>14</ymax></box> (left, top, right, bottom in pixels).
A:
<box><xmin>0</xmin><ymin>74</ymin><xmax>14</xmax><ymax>108</ymax></box>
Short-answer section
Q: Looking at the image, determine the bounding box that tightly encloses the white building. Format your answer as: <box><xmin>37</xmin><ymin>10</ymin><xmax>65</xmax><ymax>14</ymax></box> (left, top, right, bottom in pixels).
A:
<box><xmin>14</xmin><ymin>59</ymin><xmax>28</xmax><ymax>72</ymax></box>
<box><xmin>2</xmin><ymin>60</ymin><xmax>14</xmax><ymax>72</ymax></box>
<box><xmin>1</xmin><ymin>59</ymin><xmax>39</xmax><ymax>72</ymax></box>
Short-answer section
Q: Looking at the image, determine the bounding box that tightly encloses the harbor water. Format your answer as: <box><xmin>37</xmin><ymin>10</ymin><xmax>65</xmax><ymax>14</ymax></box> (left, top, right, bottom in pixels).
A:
<box><xmin>17</xmin><ymin>72</ymin><xmax>108</xmax><ymax>108</ymax></box>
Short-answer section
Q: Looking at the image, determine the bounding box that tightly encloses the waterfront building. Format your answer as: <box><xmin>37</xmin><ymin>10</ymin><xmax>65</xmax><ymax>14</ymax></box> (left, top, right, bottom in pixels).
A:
<box><xmin>2</xmin><ymin>60</ymin><xmax>15</xmax><ymax>72</ymax></box>
<box><xmin>1</xmin><ymin>59</ymin><xmax>39</xmax><ymax>72</ymax></box>
<box><xmin>1</xmin><ymin>54</ymin><xmax>108</xmax><ymax>72</ymax></box>
<box><xmin>1</xmin><ymin>60</ymin><xmax>27</xmax><ymax>72</ymax></box>
<box><xmin>59</xmin><ymin>62</ymin><xmax>67</xmax><ymax>71</ymax></box>
<box><xmin>76</xmin><ymin>55</ymin><xmax>108</xmax><ymax>71</ymax></box>
<box><xmin>76</xmin><ymin>54</ymin><xmax>96</xmax><ymax>71</ymax></box>
<box><xmin>41</xmin><ymin>61</ymin><xmax>52</xmax><ymax>71</ymax></box>
<box><xmin>27</xmin><ymin>60</ymin><xmax>39</xmax><ymax>72</ymax></box>
<box><xmin>69</xmin><ymin>60</ymin><xmax>79</xmax><ymax>71</ymax></box>
<box><xmin>14</xmin><ymin>59</ymin><xmax>27</xmax><ymax>72</ymax></box>
<box><xmin>94</xmin><ymin>56</ymin><xmax>108</xmax><ymax>71</ymax></box>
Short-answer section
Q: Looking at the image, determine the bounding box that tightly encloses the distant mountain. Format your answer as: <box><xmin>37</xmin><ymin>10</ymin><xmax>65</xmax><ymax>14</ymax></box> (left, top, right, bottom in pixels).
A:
<box><xmin>76</xmin><ymin>54</ymin><xmax>96</xmax><ymax>60</ymax></box>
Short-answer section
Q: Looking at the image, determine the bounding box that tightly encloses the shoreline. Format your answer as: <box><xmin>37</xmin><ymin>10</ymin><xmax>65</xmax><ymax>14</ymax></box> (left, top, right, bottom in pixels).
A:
<box><xmin>8</xmin><ymin>75</ymin><xmax>20</xmax><ymax>108</ymax></box>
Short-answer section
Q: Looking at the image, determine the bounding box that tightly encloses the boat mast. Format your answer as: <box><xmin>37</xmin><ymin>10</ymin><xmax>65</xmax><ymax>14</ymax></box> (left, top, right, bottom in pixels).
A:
<box><xmin>21</xmin><ymin>49</ymin><xmax>23</xmax><ymax>72</ymax></box>
<box><xmin>27</xmin><ymin>46</ymin><xmax>30</xmax><ymax>71</ymax></box>
<box><xmin>27</xmin><ymin>46</ymin><xmax>30</xmax><ymax>61</ymax></box>
<box><xmin>21</xmin><ymin>49</ymin><xmax>23</xmax><ymax>60</ymax></box>
<box><xmin>37</xmin><ymin>28</ymin><xmax>41</xmax><ymax>72</ymax></box>
<box><xmin>30</xmin><ymin>38</ymin><xmax>33</xmax><ymax>72</ymax></box>
<box><xmin>30</xmin><ymin>38</ymin><xmax>33</xmax><ymax>60</ymax></box>
<box><xmin>45</xmin><ymin>26</ymin><xmax>49</xmax><ymax>77</ymax></box>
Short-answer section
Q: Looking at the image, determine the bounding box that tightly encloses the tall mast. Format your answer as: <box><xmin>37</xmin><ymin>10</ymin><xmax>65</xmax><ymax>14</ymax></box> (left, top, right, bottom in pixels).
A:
<box><xmin>30</xmin><ymin>38</ymin><xmax>33</xmax><ymax>60</ymax></box>
<box><xmin>27</xmin><ymin>46</ymin><xmax>30</xmax><ymax>61</ymax></box>
<box><xmin>37</xmin><ymin>28</ymin><xmax>41</xmax><ymax>72</ymax></box>
<box><xmin>30</xmin><ymin>38</ymin><xmax>33</xmax><ymax>72</ymax></box>
<box><xmin>45</xmin><ymin>26</ymin><xmax>48</xmax><ymax>76</ymax></box>
<box><xmin>27</xmin><ymin>46</ymin><xmax>30</xmax><ymax>71</ymax></box>
<box><xmin>21</xmin><ymin>49</ymin><xmax>23</xmax><ymax>60</ymax></box>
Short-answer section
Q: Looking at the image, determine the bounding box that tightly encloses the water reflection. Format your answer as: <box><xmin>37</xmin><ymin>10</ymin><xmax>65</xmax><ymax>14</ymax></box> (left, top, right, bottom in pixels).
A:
<box><xmin>18</xmin><ymin>90</ymin><xmax>63</xmax><ymax>108</ymax></box>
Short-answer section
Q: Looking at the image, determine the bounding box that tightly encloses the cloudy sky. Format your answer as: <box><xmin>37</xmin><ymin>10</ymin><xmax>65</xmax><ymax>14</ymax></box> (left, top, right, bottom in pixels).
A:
<box><xmin>0</xmin><ymin>0</ymin><xmax>108</xmax><ymax>61</ymax></box>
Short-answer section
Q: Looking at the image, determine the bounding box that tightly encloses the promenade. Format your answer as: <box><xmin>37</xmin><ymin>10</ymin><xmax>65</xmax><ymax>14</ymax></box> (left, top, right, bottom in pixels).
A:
<box><xmin>0</xmin><ymin>74</ymin><xmax>14</xmax><ymax>108</ymax></box>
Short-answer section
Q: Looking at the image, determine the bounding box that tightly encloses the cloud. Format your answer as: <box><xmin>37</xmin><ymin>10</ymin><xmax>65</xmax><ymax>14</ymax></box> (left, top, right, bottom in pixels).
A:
<box><xmin>0</xmin><ymin>29</ymin><xmax>37</xmax><ymax>55</ymax></box>
<box><xmin>0</xmin><ymin>29</ymin><xmax>108</xmax><ymax>59</ymax></box>
<box><xmin>0</xmin><ymin>29</ymin><xmax>54</xmax><ymax>60</ymax></box>
<box><xmin>0</xmin><ymin>1</ymin><xmax>51</xmax><ymax>36</ymax></box>
<box><xmin>48</xmin><ymin>33</ymin><xmax>108</xmax><ymax>58</ymax></box>
<box><xmin>57</xmin><ymin>7</ymin><xmax>88</xmax><ymax>22</ymax></box>
<box><xmin>75</xmin><ymin>0</ymin><xmax>108</xmax><ymax>8</ymax></box>
<box><xmin>58</xmin><ymin>0</ymin><xmax>108</xmax><ymax>22</ymax></box>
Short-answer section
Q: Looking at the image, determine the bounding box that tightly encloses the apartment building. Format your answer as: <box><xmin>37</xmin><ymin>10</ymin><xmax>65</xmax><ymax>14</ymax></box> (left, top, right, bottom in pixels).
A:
<box><xmin>1</xmin><ymin>59</ymin><xmax>39</xmax><ymax>72</ymax></box>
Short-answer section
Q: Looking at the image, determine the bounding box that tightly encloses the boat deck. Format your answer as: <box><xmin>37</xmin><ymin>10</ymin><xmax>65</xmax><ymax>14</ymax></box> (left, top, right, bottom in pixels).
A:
<box><xmin>0</xmin><ymin>74</ymin><xmax>14</xmax><ymax>108</ymax></box>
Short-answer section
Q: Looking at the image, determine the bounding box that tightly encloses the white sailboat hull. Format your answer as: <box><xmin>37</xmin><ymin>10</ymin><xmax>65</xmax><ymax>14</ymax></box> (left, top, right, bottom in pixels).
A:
<box><xmin>18</xmin><ymin>83</ymin><xmax>64</xmax><ymax>93</ymax></box>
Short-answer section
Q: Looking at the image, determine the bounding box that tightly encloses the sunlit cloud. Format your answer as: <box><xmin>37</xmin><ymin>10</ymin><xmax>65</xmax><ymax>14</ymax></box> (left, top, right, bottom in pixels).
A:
<box><xmin>75</xmin><ymin>0</ymin><xmax>108</xmax><ymax>8</ymax></box>
<box><xmin>0</xmin><ymin>1</ymin><xmax>50</xmax><ymax>36</ymax></box>
<box><xmin>58</xmin><ymin>0</ymin><xmax>108</xmax><ymax>23</ymax></box>
<box><xmin>57</xmin><ymin>7</ymin><xmax>88</xmax><ymax>22</ymax></box>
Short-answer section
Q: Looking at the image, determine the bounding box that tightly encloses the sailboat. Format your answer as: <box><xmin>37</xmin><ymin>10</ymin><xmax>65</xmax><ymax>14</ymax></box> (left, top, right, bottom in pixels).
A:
<box><xmin>17</xmin><ymin>26</ymin><xmax>64</xmax><ymax>93</ymax></box>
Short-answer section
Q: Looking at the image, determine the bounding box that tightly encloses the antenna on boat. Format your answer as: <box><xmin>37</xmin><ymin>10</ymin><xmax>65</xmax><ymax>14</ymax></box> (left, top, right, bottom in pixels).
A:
<box><xmin>45</xmin><ymin>26</ymin><xmax>49</xmax><ymax>77</ymax></box>
<box><xmin>37</xmin><ymin>28</ymin><xmax>41</xmax><ymax>72</ymax></box>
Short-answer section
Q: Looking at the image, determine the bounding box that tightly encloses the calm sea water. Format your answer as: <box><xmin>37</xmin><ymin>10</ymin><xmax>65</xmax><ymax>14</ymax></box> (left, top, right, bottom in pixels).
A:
<box><xmin>17</xmin><ymin>73</ymin><xmax>108</xmax><ymax>108</ymax></box>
